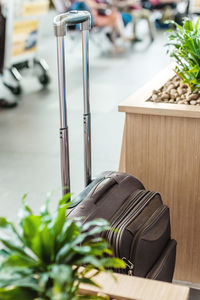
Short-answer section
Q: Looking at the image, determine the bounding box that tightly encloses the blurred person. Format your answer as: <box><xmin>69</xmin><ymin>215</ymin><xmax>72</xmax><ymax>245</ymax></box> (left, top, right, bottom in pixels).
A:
<box><xmin>0</xmin><ymin>1</ymin><xmax>17</xmax><ymax>109</ymax></box>
<box><xmin>112</xmin><ymin>0</ymin><xmax>154</xmax><ymax>41</ymax></box>
<box><xmin>70</xmin><ymin>0</ymin><xmax>132</xmax><ymax>28</ymax></box>
<box><xmin>84</xmin><ymin>0</ymin><xmax>135</xmax><ymax>51</ymax></box>
<box><xmin>58</xmin><ymin>0</ymin><xmax>133</xmax><ymax>52</ymax></box>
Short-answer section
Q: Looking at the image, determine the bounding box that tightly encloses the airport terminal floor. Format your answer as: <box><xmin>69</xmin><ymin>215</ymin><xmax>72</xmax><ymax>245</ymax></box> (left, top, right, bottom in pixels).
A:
<box><xmin>0</xmin><ymin>6</ymin><xmax>200</xmax><ymax>300</ymax></box>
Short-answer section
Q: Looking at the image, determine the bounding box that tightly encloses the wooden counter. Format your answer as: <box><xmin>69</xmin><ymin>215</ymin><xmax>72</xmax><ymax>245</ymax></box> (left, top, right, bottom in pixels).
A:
<box><xmin>80</xmin><ymin>271</ymin><xmax>189</xmax><ymax>300</ymax></box>
<box><xmin>118</xmin><ymin>65</ymin><xmax>200</xmax><ymax>283</ymax></box>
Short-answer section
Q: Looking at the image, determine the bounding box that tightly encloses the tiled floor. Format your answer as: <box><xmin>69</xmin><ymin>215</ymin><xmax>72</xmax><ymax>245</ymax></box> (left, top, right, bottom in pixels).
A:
<box><xmin>0</xmin><ymin>10</ymin><xmax>199</xmax><ymax>299</ymax></box>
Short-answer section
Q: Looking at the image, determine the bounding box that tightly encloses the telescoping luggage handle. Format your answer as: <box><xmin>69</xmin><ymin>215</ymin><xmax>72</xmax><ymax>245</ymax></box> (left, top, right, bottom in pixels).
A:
<box><xmin>54</xmin><ymin>11</ymin><xmax>92</xmax><ymax>196</ymax></box>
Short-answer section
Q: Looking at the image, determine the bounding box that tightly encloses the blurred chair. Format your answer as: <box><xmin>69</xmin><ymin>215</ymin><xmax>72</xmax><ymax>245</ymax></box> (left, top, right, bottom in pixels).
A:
<box><xmin>141</xmin><ymin>0</ymin><xmax>184</xmax><ymax>28</ymax></box>
<box><xmin>112</xmin><ymin>0</ymin><xmax>154</xmax><ymax>41</ymax></box>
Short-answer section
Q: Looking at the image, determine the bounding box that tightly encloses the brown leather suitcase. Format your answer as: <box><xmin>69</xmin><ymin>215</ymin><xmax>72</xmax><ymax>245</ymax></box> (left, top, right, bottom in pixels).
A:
<box><xmin>54</xmin><ymin>11</ymin><xmax>176</xmax><ymax>283</ymax></box>
<box><xmin>68</xmin><ymin>181</ymin><xmax>173</xmax><ymax>281</ymax></box>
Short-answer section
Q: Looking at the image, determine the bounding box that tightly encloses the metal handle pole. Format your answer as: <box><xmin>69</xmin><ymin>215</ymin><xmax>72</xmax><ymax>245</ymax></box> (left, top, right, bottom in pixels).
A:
<box><xmin>81</xmin><ymin>29</ymin><xmax>92</xmax><ymax>187</ymax></box>
<box><xmin>56</xmin><ymin>35</ymin><xmax>70</xmax><ymax>196</ymax></box>
<box><xmin>54</xmin><ymin>11</ymin><xmax>91</xmax><ymax>196</ymax></box>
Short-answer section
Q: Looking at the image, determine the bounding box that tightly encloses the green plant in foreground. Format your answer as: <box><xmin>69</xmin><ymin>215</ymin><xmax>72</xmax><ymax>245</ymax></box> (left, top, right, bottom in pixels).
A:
<box><xmin>166</xmin><ymin>18</ymin><xmax>200</xmax><ymax>92</ymax></box>
<box><xmin>0</xmin><ymin>194</ymin><xmax>125</xmax><ymax>300</ymax></box>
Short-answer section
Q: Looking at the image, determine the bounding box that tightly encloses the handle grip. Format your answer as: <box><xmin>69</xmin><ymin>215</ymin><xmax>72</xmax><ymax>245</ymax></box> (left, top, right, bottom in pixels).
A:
<box><xmin>54</xmin><ymin>10</ymin><xmax>91</xmax><ymax>36</ymax></box>
<box><xmin>92</xmin><ymin>177</ymin><xmax>119</xmax><ymax>204</ymax></box>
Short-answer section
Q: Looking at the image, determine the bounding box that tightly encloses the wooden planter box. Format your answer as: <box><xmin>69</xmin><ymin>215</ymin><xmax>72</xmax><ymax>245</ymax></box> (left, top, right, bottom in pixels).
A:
<box><xmin>118</xmin><ymin>65</ymin><xmax>200</xmax><ymax>283</ymax></box>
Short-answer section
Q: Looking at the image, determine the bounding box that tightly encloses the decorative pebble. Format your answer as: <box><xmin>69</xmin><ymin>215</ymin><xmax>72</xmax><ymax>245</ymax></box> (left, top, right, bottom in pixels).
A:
<box><xmin>152</xmin><ymin>90</ymin><xmax>158</xmax><ymax>94</ymax></box>
<box><xmin>190</xmin><ymin>100</ymin><xmax>197</xmax><ymax>105</ymax></box>
<box><xmin>170</xmin><ymin>89</ymin><xmax>177</xmax><ymax>95</ymax></box>
<box><xmin>148</xmin><ymin>75</ymin><xmax>200</xmax><ymax>106</ymax></box>
<box><xmin>189</xmin><ymin>94</ymin><xmax>199</xmax><ymax>101</ymax></box>
<box><xmin>182</xmin><ymin>88</ymin><xmax>187</xmax><ymax>94</ymax></box>
<box><xmin>177</xmin><ymin>87</ymin><xmax>182</xmax><ymax>95</ymax></box>
<box><xmin>161</xmin><ymin>94</ymin><xmax>170</xmax><ymax>100</ymax></box>
<box><xmin>152</xmin><ymin>94</ymin><xmax>158</xmax><ymax>101</ymax></box>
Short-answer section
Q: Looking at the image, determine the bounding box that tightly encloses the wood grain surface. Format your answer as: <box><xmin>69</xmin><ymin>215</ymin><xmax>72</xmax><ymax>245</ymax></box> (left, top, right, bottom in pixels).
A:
<box><xmin>80</xmin><ymin>272</ymin><xmax>189</xmax><ymax>300</ymax></box>
<box><xmin>118</xmin><ymin>66</ymin><xmax>200</xmax><ymax>283</ymax></box>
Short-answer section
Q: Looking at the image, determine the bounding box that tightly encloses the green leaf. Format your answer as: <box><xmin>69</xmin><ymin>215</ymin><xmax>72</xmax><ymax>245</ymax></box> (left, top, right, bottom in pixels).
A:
<box><xmin>49</xmin><ymin>203</ymin><xmax>68</xmax><ymax>238</ymax></box>
<box><xmin>0</xmin><ymin>249</ymin><xmax>10</xmax><ymax>257</ymax></box>
<box><xmin>2</xmin><ymin>252</ymin><xmax>38</xmax><ymax>268</ymax></box>
<box><xmin>78</xmin><ymin>277</ymin><xmax>100</xmax><ymax>288</ymax></box>
<box><xmin>73</xmin><ymin>256</ymin><xmax>104</xmax><ymax>270</ymax></box>
<box><xmin>82</xmin><ymin>219</ymin><xmax>110</xmax><ymax>232</ymax></box>
<box><xmin>99</xmin><ymin>257</ymin><xmax>126</xmax><ymax>269</ymax></box>
<box><xmin>0</xmin><ymin>218</ymin><xmax>22</xmax><ymax>242</ymax></box>
<box><xmin>50</xmin><ymin>264</ymin><xmax>73</xmax><ymax>285</ymax></box>
<box><xmin>55</xmin><ymin>243</ymin><xmax>72</xmax><ymax>263</ymax></box>
<box><xmin>19</xmin><ymin>195</ymin><xmax>32</xmax><ymax>224</ymax></box>
<box><xmin>39</xmin><ymin>223</ymin><xmax>55</xmax><ymax>263</ymax></box>
<box><xmin>40</xmin><ymin>194</ymin><xmax>51</xmax><ymax>221</ymax></box>
<box><xmin>0</xmin><ymin>238</ymin><xmax>26</xmax><ymax>257</ymax></box>
<box><xmin>59</xmin><ymin>193</ymin><xmax>71</xmax><ymax>206</ymax></box>
<box><xmin>1</xmin><ymin>276</ymin><xmax>39</xmax><ymax>291</ymax></box>
<box><xmin>184</xmin><ymin>19</ymin><xmax>193</xmax><ymax>32</ymax></box>
<box><xmin>56</xmin><ymin>219</ymin><xmax>78</xmax><ymax>250</ymax></box>
<box><xmin>0</xmin><ymin>287</ymin><xmax>36</xmax><ymax>300</ymax></box>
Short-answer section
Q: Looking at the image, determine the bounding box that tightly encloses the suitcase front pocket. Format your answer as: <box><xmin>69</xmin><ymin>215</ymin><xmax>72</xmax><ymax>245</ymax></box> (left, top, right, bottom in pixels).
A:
<box><xmin>146</xmin><ymin>239</ymin><xmax>177</xmax><ymax>282</ymax></box>
<box><xmin>129</xmin><ymin>205</ymin><xmax>171</xmax><ymax>277</ymax></box>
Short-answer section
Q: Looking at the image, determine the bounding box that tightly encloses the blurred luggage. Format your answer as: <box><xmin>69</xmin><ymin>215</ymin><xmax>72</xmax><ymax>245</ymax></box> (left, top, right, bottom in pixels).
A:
<box><xmin>2</xmin><ymin>0</ymin><xmax>50</xmax><ymax>96</ymax></box>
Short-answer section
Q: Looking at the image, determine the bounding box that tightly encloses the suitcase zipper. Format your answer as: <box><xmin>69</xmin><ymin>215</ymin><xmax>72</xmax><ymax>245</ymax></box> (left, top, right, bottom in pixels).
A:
<box><xmin>122</xmin><ymin>257</ymin><xmax>134</xmax><ymax>276</ymax></box>
<box><xmin>113</xmin><ymin>191</ymin><xmax>158</xmax><ymax>275</ymax></box>
<box><xmin>116</xmin><ymin>191</ymin><xmax>157</xmax><ymax>257</ymax></box>
<box><xmin>106</xmin><ymin>191</ymin><xmax>156</xmax><ymax>275</ymax></box>
<box><xmin>105</xmin><ymin>190</ymin><xmax>148</xmax><ymax>243</ymax></box>
<box><xmin>110</xmin><ymin>190</ymin><xmax>148</xmax><ymax>228</ymax></box>
<box><xmin>125</xmin><ymin>204</ymin><xmax>167</xmax><ymax>276</ymax></box>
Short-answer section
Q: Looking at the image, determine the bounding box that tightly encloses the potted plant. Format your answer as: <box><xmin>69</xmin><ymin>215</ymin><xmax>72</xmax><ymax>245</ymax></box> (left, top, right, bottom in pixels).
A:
<box><xmin>148</xmin><ymin>18</ymin><xmax>200</xmax><ymax>105</ymax></box>
<box><xmin>0</xmin><ymin>194</ymin><xmax>125</xmax><ymax>299</ymax></box>
<box><xmin>118</xmin><ymin>17</ymin><xmax>200</xmax><ymax>284</ymax></box>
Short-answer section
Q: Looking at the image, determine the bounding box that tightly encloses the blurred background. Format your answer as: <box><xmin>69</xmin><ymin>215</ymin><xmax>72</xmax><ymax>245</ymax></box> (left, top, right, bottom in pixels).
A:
<box><xmin>0</xmin><ymin>0</ymin><xmax>199</xmax><ymax>220</ymax></box>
